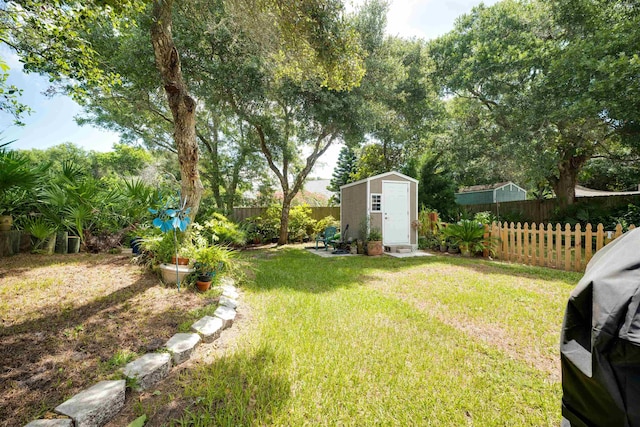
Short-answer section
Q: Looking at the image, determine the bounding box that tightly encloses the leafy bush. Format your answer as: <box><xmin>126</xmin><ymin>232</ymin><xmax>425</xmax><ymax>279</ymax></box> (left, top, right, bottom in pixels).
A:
<box><xmin>314</xmin><ymin>215</ymin><xmax>339</xmax><ymax>235</ymax></box>
<box><xmin>194</xmin><ymin>213</ymin><xmax>246</xmax><ymax>247</ymax></box>
<box><xmin>246</xmin><ymin>205</ymin><xmax>281</xmax><ymax>242</ymax></box>
<box><xmin>473</xmin><ymin>211</ymin><xmax>497</xmax><ymax>225</ymax></box>
<box><xmin>288</xmin><ymin>204</ymin><xmax>316</xmax><ymax>242</ymax></box>
<box><xmin>443</xmin><ymin>220</ymin><xmax>496</xmax><ymax>256</ymax></box>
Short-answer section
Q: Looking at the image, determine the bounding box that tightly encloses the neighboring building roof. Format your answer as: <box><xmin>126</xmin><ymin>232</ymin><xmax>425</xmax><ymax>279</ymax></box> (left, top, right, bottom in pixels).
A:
<box><xmin>340</xmin><ymin>171</ymin><xmax>419</xmax><ymax>190</ymax></box>
<box><xmin>575</xmin><ymin>185</ymin><xmax>640</xmax><ymax>197</ymax></box>
<box><xmin>457</xmin><ymin>182</ymin><xmax>525</xmax><ymax>194</ymax></box>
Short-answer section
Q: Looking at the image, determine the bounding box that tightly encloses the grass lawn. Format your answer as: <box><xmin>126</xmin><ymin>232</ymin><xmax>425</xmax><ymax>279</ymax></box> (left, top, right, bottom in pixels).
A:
<box><xmin>0</xmin><ymin>253</ymin><xmax>218</xmax><ymax>426</ymax></box>
<box><xmin>157</xmin><ymin>247</ymin><xmax>580</xmax><ymax>426</ymax></box>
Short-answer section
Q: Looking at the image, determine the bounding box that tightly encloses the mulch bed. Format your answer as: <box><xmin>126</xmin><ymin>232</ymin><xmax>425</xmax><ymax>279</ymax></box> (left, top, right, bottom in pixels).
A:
<box><xmin>0</xmin><ymin>253</ymin><xmax>213</xmax><ymax>427</ymax></box>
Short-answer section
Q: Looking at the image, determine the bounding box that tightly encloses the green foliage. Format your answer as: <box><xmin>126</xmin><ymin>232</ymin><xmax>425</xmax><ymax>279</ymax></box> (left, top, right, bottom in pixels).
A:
<box><xmin>288</xmin><ymin>204</ymin><xmax>316</xmax><ymax>242</ymax></box>
<box><xmin>443</xmin><ymin>220</ymin><xmax>495</xmax><ymax>256</ymax></box>
<box><xmin>430</xmin><ymin>0</ymin><xmax>640</xmax><ymax>205</ymax></box>
<box><xmin>314</xmin><ymin>215</ymin><xmax>339</xmax><ymax>235</ymax></box>
<box><xmin>193</xmin><ymin>213</ymin><xmax>247</xmax><ymax>247</ymax></box>
<box><xmin>328</xmin><ymin>146</ymin><xmax>357</xmax><ymax>203</ymax></box>
<box><xmin>192</xmin><ymin>244</ymin><xmax>234</xmax><ymax>277</ymax></box>
<box><xmin>24</xmin><ymin>216</ymin><xmax>56</xmax><ymax>240</ymax></box>
<box><xmin>417</xmin><ymin>155</ymin><xmax>458</xmax><ymax>222</ymax></box>
<box><xmin>473</xmin><ymin>211</ymin><xmax>497</xmax><ymax>225</ymax></box>
<box><xmin>367</xmin><ymin>227</ymin><xmax>382</xmax><ymax>242</ymax></box>
<box><xmin>246</xmin><ymin>206</ymin><xmax>282</xmax><ymax>242</ymax></box>
<box><xmin>0</xmin><ymin>143</ymin><xmax>47</xmax><ymax>215</ymax></box>
<box><xmin>140</xmin><ymin>231</ymin><xmax>185</xmax><ymax>265</ymax></box>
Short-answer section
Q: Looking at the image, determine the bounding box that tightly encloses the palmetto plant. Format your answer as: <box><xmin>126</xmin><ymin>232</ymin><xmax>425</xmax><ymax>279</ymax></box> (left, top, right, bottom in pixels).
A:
<box><xmin>443</xmin><ymin>220</ymin><xmax>497</xmax><ymax>256</ymax></box>
<box><xmin>0</xmin><ymin>142</ymin><xmax>48</xmax><ymax>215</ymax></box>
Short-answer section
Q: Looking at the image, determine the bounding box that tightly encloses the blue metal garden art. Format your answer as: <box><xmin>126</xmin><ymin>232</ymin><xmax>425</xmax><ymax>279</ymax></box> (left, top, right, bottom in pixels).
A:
<box><xmin>149</xmin><ymin>190</ymin><xmax>191</xmax><ymax>290</ymax></box>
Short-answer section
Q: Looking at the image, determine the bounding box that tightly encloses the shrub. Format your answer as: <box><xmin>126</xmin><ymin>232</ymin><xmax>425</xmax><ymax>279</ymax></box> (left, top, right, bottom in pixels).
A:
<box><xmin>198</xmin><ymin>213</ymin><xmax>246</xmax><ymax>247</ymax></box>
<box><xmin>314</xmin><ymin>215</ymin><xmax>339</xmax><ymax>235</ymax></box>
<box><xmin>443</xmin><ymin>220</ymin><xmax>496</xmax><ymax>256</ymax></box>
<box><xmin>288</xmin><ymin>204</ymin><xmax>316</xmax><ymax>242</ymax></box>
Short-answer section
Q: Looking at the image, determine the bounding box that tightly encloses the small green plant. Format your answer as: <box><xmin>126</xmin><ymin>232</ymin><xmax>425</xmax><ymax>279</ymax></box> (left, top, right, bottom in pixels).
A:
<box><xmin>367</xmin><ymin>227</ymin><xmax>382</xmax><ymax>241</ymax></box>
<box><xmin>443</xmin><ymin>220</ymin><xmax>497</xmax><ymax>257</ymax></box>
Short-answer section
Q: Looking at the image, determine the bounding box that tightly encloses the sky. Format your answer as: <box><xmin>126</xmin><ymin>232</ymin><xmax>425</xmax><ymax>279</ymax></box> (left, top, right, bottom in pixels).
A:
<box><xmin>0</xmin><ymin>0</ymin><xmax>498</xmax><ymax>175</ymax></box>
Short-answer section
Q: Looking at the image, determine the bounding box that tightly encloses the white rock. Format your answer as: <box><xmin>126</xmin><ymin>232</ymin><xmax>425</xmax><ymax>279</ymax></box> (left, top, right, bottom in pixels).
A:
<box><xmin>122</xmin><ymin>353</ymin><xmax>171</xmax><ymax>390</ymax></box>
<box><xmin>165</xmin><ymin>333</ymin><xmax>201</xmax><ymax>365</ymax></box>
<box><xmin>214</xmin><ymin>305</ymin><xmax>236</xmax><ymax>329</ymax></box>
<box><xmin>54</xmin><ymin>380</ymin><xmax>125</xmax><ymax>427</ymax></box>
<box><xmin>191</xmin><ymin>316</ymin><xmax>224</xmax><ymax>343</ymax></box>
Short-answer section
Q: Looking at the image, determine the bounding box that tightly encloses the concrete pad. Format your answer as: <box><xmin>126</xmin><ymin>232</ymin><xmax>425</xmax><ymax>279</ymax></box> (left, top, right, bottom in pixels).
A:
<box><xmin>122</xmin><ymin>353</ymin><xmax>171</xmax><ymax>390</ymax></box>
<box><xmin>165</xmin><ymin>333</ymin><xmax>201</xmax><ymax>365</ymax></box>
<box><xmin>191</xmin><ymin>316</ymin><xmax>224</xmax><ymax>343</ymax></box>
<box><xmin>24</xmin><ymin>420</ymin><xmax>73</xmax><ymax>427</ymax></box>
<box><xmin>306</xmin><ymin>248</ymin><xmax>357</xmax><ymax>258</ymax></box>
<box><xmin>219</xmin><ymin>295</ymin><xmax>238</xmax><ymax>309</ymax></box>
<box><xmin>214</xmin><ymin>305</ymin><xmax>236</xmax><ymax>329</ymax></box>
<box><xmin>384</xmin><ymin>250</ymin><xmax>435</xmax><ymax>258</ymax></box>
<box><xmin>54</xmin><ymin>380</ymin><xmax>125</xmax><ymax>427</ymax></box>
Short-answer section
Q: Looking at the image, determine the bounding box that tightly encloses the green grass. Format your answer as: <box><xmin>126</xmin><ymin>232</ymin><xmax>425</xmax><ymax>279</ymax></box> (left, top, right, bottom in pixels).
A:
<box><xmin>171</xmin><ymin>249</ymin><xmax>579</xmax><ymax>426</ymax></box>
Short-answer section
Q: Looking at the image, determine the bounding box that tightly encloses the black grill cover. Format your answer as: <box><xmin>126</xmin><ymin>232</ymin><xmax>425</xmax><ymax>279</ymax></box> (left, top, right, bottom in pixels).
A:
<box><xmin>561</xmin><ymin>228</ymin><xmax>640</xmax><ymax>426</ymax></box>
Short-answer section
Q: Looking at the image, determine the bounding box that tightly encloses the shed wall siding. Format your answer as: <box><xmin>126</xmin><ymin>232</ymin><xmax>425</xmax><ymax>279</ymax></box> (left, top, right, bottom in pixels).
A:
<box><xmin>341</xmin><ymin>182</ymin><xmax>367</xmax><ymax>240</ymax></box>
<box><xmin>495</xmin><ymin>185</ymin><xmax>527</xmax><ymax>203</ymax></box>
<box><xmin>456</xmin><ymin>191</ymin><xmax>494</xmax><ymax>205</ymax></box>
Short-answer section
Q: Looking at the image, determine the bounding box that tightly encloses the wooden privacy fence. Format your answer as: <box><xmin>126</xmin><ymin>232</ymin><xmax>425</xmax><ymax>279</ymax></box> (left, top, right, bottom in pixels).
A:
<box><xmin>488</xmin><ymin>222</ymin><xmax>635</xmax><ymax>272</ymax></box>
<box><xmin>232</xmin><ymin>206</ymin><xmax>340</xmax><ymax>222</ymax></box>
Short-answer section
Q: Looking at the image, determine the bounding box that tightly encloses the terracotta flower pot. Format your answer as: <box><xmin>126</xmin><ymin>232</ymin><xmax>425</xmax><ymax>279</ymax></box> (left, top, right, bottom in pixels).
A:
<box><xmin>367</xmin><ymin>240</ymin><xmax>383</xmax><ymax>256</ymax></box>
<box><xmin>196</xmin><ymin>280</ymin><xmax>212</xmax><ymax>292</ymax></box>
<box><xmin>171</xmin><ymin>256</ymin><xmax>190</xmax><ymax>265</ymax></box>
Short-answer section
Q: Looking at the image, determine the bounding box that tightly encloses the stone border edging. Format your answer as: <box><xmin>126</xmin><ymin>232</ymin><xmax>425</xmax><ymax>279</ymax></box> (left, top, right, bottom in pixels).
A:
<box><xmin>24</xmin><ymin>278</ymin><xmax>240</xmax><ymax>427</ymax></box>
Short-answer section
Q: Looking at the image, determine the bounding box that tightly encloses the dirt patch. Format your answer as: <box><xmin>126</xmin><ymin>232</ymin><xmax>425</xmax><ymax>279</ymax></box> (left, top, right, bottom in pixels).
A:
<box><xmin>105</xmin><ymin>297</ymin><xmax>253</xmax><ymax>426</ymax></box>
<box><xmin>0</xmin><ymin>253</ymin><xmax>213</xmax><ymax>427</ymax></box>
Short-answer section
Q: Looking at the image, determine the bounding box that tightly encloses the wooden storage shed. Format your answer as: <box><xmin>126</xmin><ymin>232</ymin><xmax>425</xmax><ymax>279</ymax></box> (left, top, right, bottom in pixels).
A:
<box><xmin>340</xmin><ymin>171</ymin><xmax>418</xmax><ymax>251</ymax></box>
<box><xmin>455</xmin><ymin>182</ymin><xmax>527</xmax><ymax>206</ymax></box>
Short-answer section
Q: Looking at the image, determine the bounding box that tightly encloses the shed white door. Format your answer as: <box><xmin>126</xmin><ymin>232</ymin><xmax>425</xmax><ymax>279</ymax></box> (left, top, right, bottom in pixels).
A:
<box><xmin>382</xmin><ymin>181</ymin><xmax>410</xmax><ymax>245</ymax></box>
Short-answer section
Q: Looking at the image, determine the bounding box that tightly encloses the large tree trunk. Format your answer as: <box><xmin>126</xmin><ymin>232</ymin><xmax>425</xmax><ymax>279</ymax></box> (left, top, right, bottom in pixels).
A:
<box><xmin>150</xmin><ymin>0</ymin><xmax>203</xmax><ymax>217</ymax></box>
<box><xmin>278</xmin><ymin>196</ymin><xmax>293</xmax><ymax>245</ymax></box>
<box><xmin>549</xmin><ymin>155</ymin><xmax>587</xmax><ymax>208</ymax></box>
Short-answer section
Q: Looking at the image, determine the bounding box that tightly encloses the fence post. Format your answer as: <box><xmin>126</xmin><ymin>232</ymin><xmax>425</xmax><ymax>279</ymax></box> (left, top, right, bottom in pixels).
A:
<box><xmin>523</xmin><ymin>222</ymin><xmax>530</xmax><ymax>265</ymax></box>
<box><xmin>546</xmin><ymin>223</ymin><xmax>553</xmax><ymax>268</ymax></box>
<box><xmin>596</xmin><ymin>223</ymin><xmax>604</xmax><ymax>251</ymax></box>
<box><xmin>515</xmin><ymin>222</ymin><xmax>522</xmax><ymax>263</ymax></box>
<box><xmin>509</xmin><ymin>222</ymin><xmax>516</xmax><ymax>262</ymax></box>
<box><xmin>575</xmin><ymin>223</ymin><xmax>582</xmax><ymax>272</ymax></box>
<box><xmin>539</xmin><ymin>223</ymin><xmax>546</xmax><ymax>267</ymax></box>
<box><xmin>483</xmin><ymin>224</ymin><xmax>489</xmax><ymax>258</ymax></box>
<box><xmin>564</xmin><ymin>224</ymin><xmax>572</xmax><ymax>271</ymax></box>
<box><xmin>585</xmin><ymin>223</ymin><xmax>593</xmax><ymax>266</ymax></box>
<box><xmin>531</xmin><ymin>223</ymin><xmax>538</xmax><ymax>266</ymax></box>
<box><xmin>555</xmin><ymin>223</ymin><xmax>562</xmax><ymax>269</ymax></box>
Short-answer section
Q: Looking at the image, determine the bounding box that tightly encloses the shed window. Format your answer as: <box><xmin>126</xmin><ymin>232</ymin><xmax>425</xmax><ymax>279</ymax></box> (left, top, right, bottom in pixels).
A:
<box><xmin>371</xmin><ymin>193</ymin><xmax>382</xmax><ymax>212</ymax></box>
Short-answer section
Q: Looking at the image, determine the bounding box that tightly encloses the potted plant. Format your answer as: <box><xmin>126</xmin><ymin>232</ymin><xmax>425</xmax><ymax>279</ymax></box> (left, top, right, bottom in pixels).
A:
<box><xmin>443</xmin><ymin>220</ymin><xmax>489</xmax><ymax>257</ymax></box>
<box><xmin>149</xmin><ymin>189</ymin><xmax>192</xmax><ymax>290</ymax></box>
<box><xmin>192</xmin><ymin>244</ymin><xmax>232</xmax><ymax>291</ymax></box>
<box><xmin>440</xmin><ymin>238</ymin><xmax>448</xmax><ymax>252</ymax></box>
<box><xmin>367</xmin><ymin>227</ymin><xmax>383</xmax><ymax>256</ymax></box>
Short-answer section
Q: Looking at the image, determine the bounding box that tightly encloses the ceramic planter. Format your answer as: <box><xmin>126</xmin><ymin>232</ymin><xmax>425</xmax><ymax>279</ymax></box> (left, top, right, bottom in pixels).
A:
<box><xmin>159</xmin><ymin>263</ymin><xmax>194</xmax><ymax>285</ymax></box>
<box><xmin>367</xmin><ymin>240</ymin><xmax>383</xmax><ymax>256</ymax></box>
<box><xmin>68</xmin><ymin>236</ymin><xmax>81</xmax><ymax>253</ymax></box>
<box><xmin>0</xmin><ymin>215</ymin><xmax>12</xmax><ymax>232</ymax></box>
